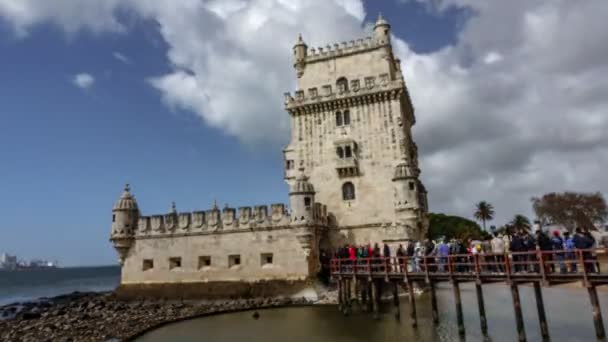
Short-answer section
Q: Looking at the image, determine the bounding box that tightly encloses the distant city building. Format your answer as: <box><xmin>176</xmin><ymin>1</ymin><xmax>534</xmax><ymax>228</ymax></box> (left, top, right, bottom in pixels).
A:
<box><xmin>0</xmin><ymin>253</ymin><xmax>18</xmax><ymax>270</ymax></box>
<box><xmin>110</xmin><ymin>15</ymin><xmax>429</xmax><ymax>298</ymax></box>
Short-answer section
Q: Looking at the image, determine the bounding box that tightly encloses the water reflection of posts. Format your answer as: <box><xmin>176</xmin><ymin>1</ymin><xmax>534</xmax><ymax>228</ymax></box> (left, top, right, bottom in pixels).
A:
<box><xmin>329</xmin><ymin>249</ymin><xmax>608</xmax><ymax>341</ymax></box>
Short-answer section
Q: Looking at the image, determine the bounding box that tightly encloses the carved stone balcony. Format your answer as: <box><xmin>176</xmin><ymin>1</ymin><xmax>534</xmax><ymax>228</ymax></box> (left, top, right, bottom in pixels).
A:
<box><xmin>336</xmin><ymin>157</ymin><xmax>359</xmax><ymax>178</ymax></box>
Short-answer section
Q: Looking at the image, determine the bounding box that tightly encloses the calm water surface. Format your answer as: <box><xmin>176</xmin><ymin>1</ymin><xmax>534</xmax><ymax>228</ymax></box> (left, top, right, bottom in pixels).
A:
<box><xmin>0</xmin><ymin>266</ymin><xmax>120</xmax><ymax>306</ymax></box>
<box><xmin>138</xmin><ymin>283</ymin><xmax>608</xmax><ymax>342</ymax></box>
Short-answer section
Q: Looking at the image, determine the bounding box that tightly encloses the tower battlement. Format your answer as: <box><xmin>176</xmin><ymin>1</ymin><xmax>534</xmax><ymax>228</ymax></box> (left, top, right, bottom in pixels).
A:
<box><xmin>136</xmin><ymin>202</ymin><xmax>328</xmax><ymax>238</ymax></box>
<box><xmin>305</xmin><ymin>36</ymin><xmax>385</xmax><ymax>63</ymax></box>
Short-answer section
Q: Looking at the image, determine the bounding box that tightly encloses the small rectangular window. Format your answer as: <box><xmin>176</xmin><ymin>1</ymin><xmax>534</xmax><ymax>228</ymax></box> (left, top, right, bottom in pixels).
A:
<box><xmin>261</xmin><ymin>253</ymin><xmax>273</xmax><ymax>266</ymax></box>
<box><xmin>112</xmin><ymin>214</ymin><xmax>116</xmax><ymax>222</ymax></box>
<box><xmin>229</xmin><ymin>255</ymin><xmax>241</xmax><ymax>267</ymax></box>
<box><xmin>169</xmin><ymin>257</ymin><xmax>182</xmax><ymax>270</ymax></box>
<box><xmin>286</xmin><ymin>160</ymin><xmax>294</xmax><ymax>170</ymax></box>
<box><xmin>304</xmin><ymin>197</ymin><xmax>312</xmax><ymax>209</ymax></box>
<box><xmin>198</xmin><ymin>256</ymin><xmax>211</xmax><ymax>269</ymax></box>
<box><xmin>409</xmin><ymin>182</ymin><xmax>415</xmax><ymax>191</ymax></box>
<box><xmin>142</xmin><ymin>259</ymin><xmax>153</xmax><ymax>271</ymax></box>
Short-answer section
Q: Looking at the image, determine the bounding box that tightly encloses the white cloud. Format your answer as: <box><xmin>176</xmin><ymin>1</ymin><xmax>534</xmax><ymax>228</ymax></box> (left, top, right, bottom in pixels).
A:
<box><xmin>1</xmin><ymin>0</ymin><xmax>608</xmax><ymax>226</ymax></box>
<box><xmin>72</xmin><ymin>73</ymin><xmax>95</xmax><ymax>89</ymax></box>
<box><xmin>112</xmin><ymin>51</ymin><xmax>130</xmax><ymax>64</ymax></box>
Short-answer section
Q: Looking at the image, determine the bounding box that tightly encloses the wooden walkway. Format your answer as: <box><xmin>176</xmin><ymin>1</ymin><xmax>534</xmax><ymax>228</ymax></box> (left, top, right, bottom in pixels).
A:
<box><xmin>330</xmin><ymin>248</ymin><xmax>608</xmax><ymax>342</ymax></box>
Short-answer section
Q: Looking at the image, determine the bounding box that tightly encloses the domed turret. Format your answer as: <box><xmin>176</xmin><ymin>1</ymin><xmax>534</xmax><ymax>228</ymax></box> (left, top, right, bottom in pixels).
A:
<box><xmin>392</xmin><ymin>160</ymin><xmax>420</xmax><ymax>210</ymax></box>
<box><xmin>289</xmin><ymin>167</ymin><xmax>315</xmax><ymax>223</ymax></box>
<box><xmin>111</xmin><ymin>184</ymin><xmax>139</xmax><ymax>264</ymax></box>
<box><xmin>293</xmin><ymin>33</ymin><xmax>308</xmax><ymax>78</ymax></box>
<box><xmin>373</xmin><ymin>13</ymin><xmax>391</xmax><ymax>45</ymax></box>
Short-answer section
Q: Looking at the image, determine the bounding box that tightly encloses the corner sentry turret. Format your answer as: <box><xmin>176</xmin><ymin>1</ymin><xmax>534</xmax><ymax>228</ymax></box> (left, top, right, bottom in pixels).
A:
<box><xmin>110</xmin><ymin>184</ymin><xmax>139</xmax><ymax>265</ymax></box>
<box><xmin>293</xmin><ymin>33</ymin><xmax>307</xmax><ymax>78</ymax></box>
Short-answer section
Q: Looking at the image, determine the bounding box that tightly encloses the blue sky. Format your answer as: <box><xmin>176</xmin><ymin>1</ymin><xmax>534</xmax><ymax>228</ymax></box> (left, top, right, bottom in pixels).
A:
<box><xmin>0</xmin><ymin>1</ymin><xmax>467</xmax><ymax>266</ymax></box>
<box><xmin>1</xmin><ymin>0</ymin><xmax>607</xmax><ymax>266</ymax></box>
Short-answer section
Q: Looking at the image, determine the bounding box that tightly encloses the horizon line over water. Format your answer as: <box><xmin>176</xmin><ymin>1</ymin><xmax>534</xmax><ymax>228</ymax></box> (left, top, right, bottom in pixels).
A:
<box><xmin>0</xmin><ymin>265</ymin><xmax>120</xmax><ymax>306</ymax></box>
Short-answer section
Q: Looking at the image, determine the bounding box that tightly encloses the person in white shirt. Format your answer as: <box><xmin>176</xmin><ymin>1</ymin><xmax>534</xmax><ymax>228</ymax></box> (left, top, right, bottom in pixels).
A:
<box><xmin>491</xmin><ymin>234</ymin><xmax>506</xmax><ymax>272</ymax></box>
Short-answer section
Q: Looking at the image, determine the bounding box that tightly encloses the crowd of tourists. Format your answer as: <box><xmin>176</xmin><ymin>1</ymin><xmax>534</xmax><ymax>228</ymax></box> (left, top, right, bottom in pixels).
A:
<box><xmin>333</xmin><ymin>228</ymin><xmax>601</xmax><ymax>275</ymax></box>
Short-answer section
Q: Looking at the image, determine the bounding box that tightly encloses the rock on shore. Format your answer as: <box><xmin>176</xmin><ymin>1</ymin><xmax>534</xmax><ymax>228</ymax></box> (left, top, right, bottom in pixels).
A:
<box><xmin>0</xmin><ymin>291</ymin><xmax>317</xmax><ymax>342</ymax></box>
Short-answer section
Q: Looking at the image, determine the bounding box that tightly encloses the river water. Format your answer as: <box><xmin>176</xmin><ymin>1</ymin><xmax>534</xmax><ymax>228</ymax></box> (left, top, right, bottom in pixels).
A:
<box><xmin>0</xmin><ymin>266</ymin><xmax>120</xmax><ymax>306</ymax></box>
<box><xmin>137</xmin><ymin>283</ymin><xmax>608</xmax><ymax>342</ymax></box>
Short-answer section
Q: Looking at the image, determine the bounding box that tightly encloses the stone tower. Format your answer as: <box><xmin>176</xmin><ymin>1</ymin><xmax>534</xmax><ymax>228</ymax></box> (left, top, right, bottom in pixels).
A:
<box><xmin>110</xmin><ymin>184</ymin><xmax>139</xmax><ymax>264</ymax></box>
<box><xmin>283</xmin><ymin>14</ymin><xmax>428</xmax><ymax>245</ymax></box>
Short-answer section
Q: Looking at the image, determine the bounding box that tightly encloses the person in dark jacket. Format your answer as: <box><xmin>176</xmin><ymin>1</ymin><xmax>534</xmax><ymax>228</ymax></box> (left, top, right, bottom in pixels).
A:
<box><xmin>396</xmin><ymin>244</ymin><xmax>406</xmax><ymax>272</ymax></box>
<box><xmin>510</xmin><ymin>232</ymin><xmax>525</xmax><ymax>273</ymax></box>
<box><xmin>551</xmin><ymin>231</ymin><xmax>566</xmax><ymax>273</ymax></box>
<box><xmin>573</xmin><ymin>228</ymin><xmax>594</xmax><ymax>272</ymax></box>
<box><xmin>383</xmin><ymin>243</ymin><xmax>391</xmax><ymax>272</ymax></box>
<box><xmin>536</xmin><ymin>230</ymin><xmax>553</xmax><ymax>273</ymax></box>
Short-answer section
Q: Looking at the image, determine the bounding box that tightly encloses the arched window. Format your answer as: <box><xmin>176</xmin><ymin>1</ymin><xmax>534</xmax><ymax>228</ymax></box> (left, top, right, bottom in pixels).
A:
<box><xmin>336</xmin><ymin>77</ymin><xmax>348</xmax><ymax>93</ymax></box>
<box><xmin>342</xmin><ymin>182</ymin><xmax>355</xmax><ymax>201</ymax></box>
<box><xmin>336</xmin><ymin>111</ymin><xmax>343</xmax><ymax>126</ymax></box>
<box><xmin>344</xmin><ymin>146</ymin><xmax>352</xmax><ymax>158</ymax></box>
<box><xmin>343</xmin><ymin>110</ymin><xmax>351</xmax><ymax>125</ymax></box>
<box><xmin>337</xmin><ymin>147</ymin><xmax>344</xmax><ymax>159</ymax></box>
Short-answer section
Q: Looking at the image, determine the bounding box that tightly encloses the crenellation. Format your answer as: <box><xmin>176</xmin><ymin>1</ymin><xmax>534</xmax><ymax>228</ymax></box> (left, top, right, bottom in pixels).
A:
<box><xmin>150</xmin><ymin>215</ymin><xmax>164</xmax><ymax>233</ymax></box>
<box><xmin>164</xmin><ymin>212</ymin><xmax>177</xmax><ymax>231</ymax></box>
<box><xmin>192</xmin><ymin>211</ymin><xmax>205</xmax><ymax>228</ymax></box>
<box><xmin>222</xmin><ymin>207</ymin><xmax>236</xmax><ymax>229</ymax></box>
<box><xmin>138</xmin><ymin>216</ymin><xmax>150</xmax><ymax>233</ymax></box>
<box><xmin>253</xmin><ymin>205</ymin><xmax>269</xmax><ymax>225</ymax></box>
<box><xmin>206</xmin><ymin>207</ymin><xmax>221</xmax><ymax>230</ymax></box>
<box><xmin>178</xmin><ymin>212</ymin><xmax>191</xmax><ymax>230</ymax></box>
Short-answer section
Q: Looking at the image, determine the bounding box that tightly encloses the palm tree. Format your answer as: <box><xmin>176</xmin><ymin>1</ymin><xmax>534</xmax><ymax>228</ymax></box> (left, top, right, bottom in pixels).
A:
<box><xmin>510</xmin><ymin>214</ymin><xmax>531</xmax><ymax>232</ymax></box>
<box><xmin>474</xmin><ymin>201</ymin><xmax>495</xmax><ymax>231</ymax></box>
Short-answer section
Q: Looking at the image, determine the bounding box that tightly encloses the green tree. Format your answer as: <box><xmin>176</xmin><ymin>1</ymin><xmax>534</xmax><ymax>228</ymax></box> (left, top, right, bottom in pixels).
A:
<box><xmin>474</xmin><ymin>201</ymin><xmax>495</xmax><ymax>231</ymax></box>
<box><xmin>428</xmin><ymin>213</ymin><xmax>489</xmax><ymax>241</ymax></box>
<box><xmin>531</xmin><ymin>192</ymin><xmax>608</xmax><ymax>232</ymax></box>
<box><xmin>510</xmin><ymin>214</ymin><xmax>531</xmax><ymax>232</ymax></box>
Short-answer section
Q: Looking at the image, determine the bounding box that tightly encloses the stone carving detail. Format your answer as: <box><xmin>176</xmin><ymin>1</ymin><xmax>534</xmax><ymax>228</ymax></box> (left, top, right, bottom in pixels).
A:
<box><xmin>164</xmin><ymin>213</ymin><xmax>176</xmax><ymax>231</ymax></box>
<box><xmin>222</xmin><ymin>208</ymin><xmax>236</xmax><ymax>229</ymax></box>
<box><xmin>206</xmin><ymin>208</ymin><xmax>221</xmax><ymax>230</ymax></box>
<box><xmin>151</xmin><ymin>215</ymin><xmax>164</xmax><ymax>232</ymax></box>
<box><xmin>254</xmin><ymin>205</ymin><xmax>269</xmax><ymax>225</ymax></box>
<box><xmin>138</xmin><ymin>217</ymin><xmax>150</xmax><ymax>233</ymax></box>
<box><xmin>238</xmin><ymin>207</ymin><xmax>251</xmax><ymax>226</ymax></box>
<box><xmin>192</xmin><ymin>211</ymin><xmax>205</xmax><ymax>228</ymax></box>
<box><xmin>178</xmin><ymin>213</ymin><xmax>191</xmax><ymax>230</ymax></box>
<box><xmin>271</xmin><ymin>203</ymin><xmax>286</xmax><ymax>224</ymax></box>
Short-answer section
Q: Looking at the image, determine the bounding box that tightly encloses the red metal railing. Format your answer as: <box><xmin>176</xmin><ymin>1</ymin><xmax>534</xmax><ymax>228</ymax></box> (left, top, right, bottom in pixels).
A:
<box><xmin>330</xmin><ymin>248</ymin><xmax>606</xmax><ymax>284</ymax></box>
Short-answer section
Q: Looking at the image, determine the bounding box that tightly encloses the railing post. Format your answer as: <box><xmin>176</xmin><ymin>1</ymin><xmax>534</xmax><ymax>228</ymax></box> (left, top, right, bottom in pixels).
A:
<box><xmin>367</xmin><ymin>257</ymin><xmax>372</xmax><ymax>280</ymax></box>
<box><xmin>579</xmin><ymin>250</ymin><xmax>589</xmax><ymax>287</ymax></box>
<box><xmin>475</xmin><ymin>281</ymin><xmax>489</xmax><ymax>340</ymax></box>
<box><xmin>538</xmin><ymin>250</ymin><xmax>547</xmax><ymax>285</ymax></box>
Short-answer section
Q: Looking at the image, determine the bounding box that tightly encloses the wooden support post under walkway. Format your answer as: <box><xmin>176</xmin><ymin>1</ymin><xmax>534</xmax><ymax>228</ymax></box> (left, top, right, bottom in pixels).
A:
<box><xmin>338</xmin><ymin>278</ymin><xmax>343</xmax><ymax>312</ymax></box>
<box><xmin>452</xmin><ymin>281</ymin><xmax>465</xmax><ymax>336</ymax></box>
<box><xmin>475</xmin><ymin>281</ymin><xmax>489</xmax><ymax>340</ymax></box>
<box><xmin>393</xmin><ymin>281</ymin><xmax>400</xmax><ymax>319</ymax></box>
<box><xmin>366</xmin><ymin>281</ymin><xmax>373</xmax><ymax>313</ymax></box>
<box><xmin>361</xmin><ymin>279</ymin><xmax>367</xmax><ymax>308</ymax></box>
<box><xmin>371</xmin><ymin>280</ymin><xmax>379</xmax><ymax>320</ymax></box>
<box><xmin>533</xmin><ymin>282</ymin><xmax>550</xmax><ymax>341</ymax></box>
<box><xmin>407</xmin><ymin>281</ymin><xmax>418</xmax><ymax>327</ymax></box>
<box><xmin>430</xmin><ymin>281</ymin><xmax>439</xmax><ymax>325</ymax></box>
<box><xmin>510</xmin><ymin>283</ymin><xmax>526</xmax><ymax>342</ymax></box>
<box><xmin>345</xmin><ymin>279</ymin><xmax>351</xmax><ymax>316</ymax></box>
<box><xmin>587</xmin><ymin>285</ymin><xmax>606</xmax><ymax>342</ymax></box>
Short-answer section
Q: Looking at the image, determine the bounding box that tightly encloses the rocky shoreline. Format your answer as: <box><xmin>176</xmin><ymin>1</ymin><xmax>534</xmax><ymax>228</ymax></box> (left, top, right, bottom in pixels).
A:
<box><xmin>0</xmin><ymin>291</ymin><xmax>327</xmax><ymax>342</ymax></box>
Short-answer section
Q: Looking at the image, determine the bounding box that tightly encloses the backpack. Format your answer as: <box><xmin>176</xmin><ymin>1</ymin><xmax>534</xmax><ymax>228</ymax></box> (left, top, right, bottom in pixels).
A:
<box><xmin>551</xmin><ymin>237</ymin><xmax>563</xmax><ymax>250</ymax></box>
